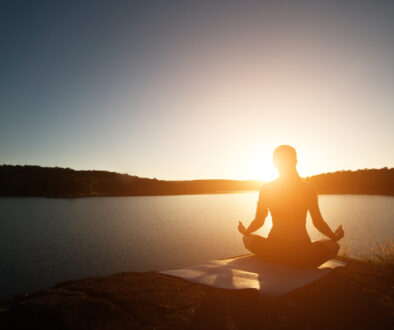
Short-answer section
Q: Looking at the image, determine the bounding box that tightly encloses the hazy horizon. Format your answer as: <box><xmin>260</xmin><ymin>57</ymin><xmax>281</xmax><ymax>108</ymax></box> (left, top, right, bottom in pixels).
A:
<box><xmin>1</xmin><ymin>1</ymin><xmax>393</xmax><ymax>180</ymax></box>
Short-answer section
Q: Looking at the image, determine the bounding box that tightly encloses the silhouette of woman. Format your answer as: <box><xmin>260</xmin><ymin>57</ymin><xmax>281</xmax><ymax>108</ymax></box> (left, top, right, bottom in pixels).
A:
<box><xmin>238</xmin><ymin>145</ymin><xmax>344</xmax><ymax>267</ymax></box>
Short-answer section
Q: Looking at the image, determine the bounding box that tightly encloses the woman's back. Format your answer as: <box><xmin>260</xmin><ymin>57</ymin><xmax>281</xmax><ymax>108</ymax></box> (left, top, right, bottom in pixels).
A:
<box><xmin>260</xmin><ymin>177</ymin><xmax>314</xmax><ymax>245</ymax></box>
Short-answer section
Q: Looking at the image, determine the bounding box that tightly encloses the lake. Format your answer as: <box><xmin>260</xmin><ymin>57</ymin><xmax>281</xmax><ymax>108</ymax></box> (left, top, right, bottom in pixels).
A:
<box><xmin>0</xmin><ymin>193</ymin><xmax>393</xmax><ymax>300</ymax></box>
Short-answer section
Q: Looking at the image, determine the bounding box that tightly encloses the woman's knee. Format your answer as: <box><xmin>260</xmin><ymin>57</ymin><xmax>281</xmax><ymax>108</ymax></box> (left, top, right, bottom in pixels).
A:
<box><xmin>242</xmin><ymin>234</ymin><xmax>254</xmax><ymax>251</ymax></box>
<box><xmin>242</xmin><ymin>234</ymin><xmax>264</xmax><ymax>252</ymax></box>
<box><xmin>313</xmin><ymin>239</ymin><xmax>340</xmax><ymax>262</ymax></box>
<box><xmin>325</xmin><ymin>240</ymin><xmax>340</xmax><ymax>258</ymax></box>
<box><xmin>332</xmin><ymin>240</ymin><xmax>340</xmax><ymax>255</ymax></box>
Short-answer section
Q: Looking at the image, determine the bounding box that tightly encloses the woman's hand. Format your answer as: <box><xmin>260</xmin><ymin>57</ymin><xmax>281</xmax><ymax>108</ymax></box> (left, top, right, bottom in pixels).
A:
<box><xmin>238</xmin><ymin>221</ymin><xmax>247</xmax><ymax>235</ymax></box>
<box><xmin>333</xmin><ymin>225</ymin><xmax>344</xmax><ymax>241</ymax></box>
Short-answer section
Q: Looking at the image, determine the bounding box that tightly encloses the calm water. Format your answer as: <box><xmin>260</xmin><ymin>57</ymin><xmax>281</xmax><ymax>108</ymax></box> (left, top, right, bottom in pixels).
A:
<box><xmin>0</xmin><ymin>193</ymin><xmax>393</xmax><ymax>300</ymax></box>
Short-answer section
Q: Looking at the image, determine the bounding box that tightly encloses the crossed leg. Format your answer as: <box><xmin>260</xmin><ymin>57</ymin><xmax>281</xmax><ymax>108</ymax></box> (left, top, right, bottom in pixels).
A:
<box><xmin>308</xmin><ymin>239</ymin><xmax>340</xmax><ymax>267</ymax></box>
<box><xmin>242</xmin><ymin>234</ymin><xmax>340</xmax><ymax>268</ymax></box>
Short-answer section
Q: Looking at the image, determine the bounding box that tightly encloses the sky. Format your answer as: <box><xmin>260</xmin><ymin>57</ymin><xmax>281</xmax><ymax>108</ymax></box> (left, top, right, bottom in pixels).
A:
<box><xmin>1</xmin><ymin>0</ymin><xmax>393</xmax><ymax>180</ymax></box>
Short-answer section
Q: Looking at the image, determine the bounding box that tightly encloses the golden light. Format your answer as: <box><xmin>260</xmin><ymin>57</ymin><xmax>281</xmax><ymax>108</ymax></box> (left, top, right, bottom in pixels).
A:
<box><xmin>242</xmin><ymin>152</ymin><xmax>278</xmax><ymax>182</ymax></box>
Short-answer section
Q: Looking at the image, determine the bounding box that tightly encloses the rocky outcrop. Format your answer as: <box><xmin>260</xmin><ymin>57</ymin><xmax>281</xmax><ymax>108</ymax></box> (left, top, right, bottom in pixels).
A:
<box><xmin>1</xmin><ymin>257</ymin><xmax>393</xmax><ymax>329</ymax></box>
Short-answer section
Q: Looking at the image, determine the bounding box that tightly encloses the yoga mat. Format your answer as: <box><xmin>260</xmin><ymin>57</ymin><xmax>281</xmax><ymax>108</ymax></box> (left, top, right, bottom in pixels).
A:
<box><xmin>159</xmin><ymin>254</ymin><xmax>346</xmax><ymax>297</ymax></box>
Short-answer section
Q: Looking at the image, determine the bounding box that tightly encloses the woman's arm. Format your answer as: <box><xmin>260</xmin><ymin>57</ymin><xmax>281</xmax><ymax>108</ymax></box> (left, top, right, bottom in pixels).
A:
<box><xmin>238</xmin><ymin>189</ymin><xmax>268</xmax><ymax>235</ymax></box>
<box><xmin>309</xmin><ymin>191</ymin><xmax>343</xmax><ymax>241</ymax></box>
<box><xmin>245</xmin><ymin>201</ymin><xmax>268</xmax><ymax>234</ymax></box>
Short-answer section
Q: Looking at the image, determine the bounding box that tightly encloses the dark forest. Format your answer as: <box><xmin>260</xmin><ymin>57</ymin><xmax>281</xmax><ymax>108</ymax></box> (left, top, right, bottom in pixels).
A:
<box><xmin>0</xmin><ymin>165</ymin><xmax>393</xmax><ymax>197</ymax></box>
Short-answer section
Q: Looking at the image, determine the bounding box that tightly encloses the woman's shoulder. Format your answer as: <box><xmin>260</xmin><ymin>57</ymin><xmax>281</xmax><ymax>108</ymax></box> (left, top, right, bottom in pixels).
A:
<box><xmin>258</xmin><ymin>179</ymin><xmax>280</xmax><ymax>198</ymax></box>
<box><xmin>299</xmin><ymin>179</ymin><xmax>318</xmax><ymax>198</ymax></box>
<box><xmin>259</xmin><ymin>179</ymin><xmax>276</xmax><ymax>192</ymax></box>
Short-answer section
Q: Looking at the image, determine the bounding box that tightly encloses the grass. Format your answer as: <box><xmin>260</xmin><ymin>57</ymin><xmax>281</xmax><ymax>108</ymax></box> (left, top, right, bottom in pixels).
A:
<box><xmin>339</xmin><ymin>237</ymin><xmax>394</xmax><ymax>265</ymax></box>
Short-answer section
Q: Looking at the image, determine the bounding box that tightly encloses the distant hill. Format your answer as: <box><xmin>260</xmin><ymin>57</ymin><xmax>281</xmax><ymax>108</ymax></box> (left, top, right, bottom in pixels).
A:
<box><xmin>305</xmin><ymin>168</ymin><xmax>394</xmax><ymax>196</ymax></box>
<box><xmin>0</xmin><ymin>165</ymin><xmax>262</xmax><ymax>197</ymax></box>
<box><xmin>0</xmin><ymin>165</ymin><xmax>393</xmax><ymax>197</ymax></box>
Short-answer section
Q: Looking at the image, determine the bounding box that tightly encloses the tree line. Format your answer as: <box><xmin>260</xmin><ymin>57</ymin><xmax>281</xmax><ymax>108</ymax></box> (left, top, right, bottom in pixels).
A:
<box><xmin>0</xmin><ymin>165</ymin><xmax>392</xmax><ymax>197</ymax></box>
<box><xmin>305</xmin><ymin>168</ymin><xmax>393</xmax><ymax>195</ymax></box>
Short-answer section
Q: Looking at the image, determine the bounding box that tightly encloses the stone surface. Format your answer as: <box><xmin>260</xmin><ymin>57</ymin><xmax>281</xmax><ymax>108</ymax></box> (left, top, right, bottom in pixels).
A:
<box><xmin>0</xmin><ymin>257</ymin><xmax>393</xmax><ymax>329</ymax></box>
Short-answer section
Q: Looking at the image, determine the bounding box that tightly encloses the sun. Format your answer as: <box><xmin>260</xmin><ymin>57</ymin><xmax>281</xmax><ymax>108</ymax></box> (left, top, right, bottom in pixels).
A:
<box><xmin>256</xmin><ymin>162</ymin><xmax>278</xmax><ymax>182</ymax></box>
<box><xmin>243</xmin><ymin>153</ymin><xmax>278</xmax><ymax>182</ymax></box>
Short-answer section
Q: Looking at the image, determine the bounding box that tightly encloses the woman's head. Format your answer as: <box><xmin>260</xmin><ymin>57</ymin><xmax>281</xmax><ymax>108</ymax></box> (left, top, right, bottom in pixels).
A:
<box><xmin>273</xmin><ymin>145</ymin><xmax>297</xmax><ymax>176</ymax></box>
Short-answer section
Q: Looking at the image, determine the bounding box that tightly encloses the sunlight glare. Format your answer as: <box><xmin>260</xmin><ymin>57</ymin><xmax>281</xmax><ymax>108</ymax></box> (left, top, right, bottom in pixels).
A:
<box><xmin>244</xmin><ymin>153</ymin><xmax>278</xmax><ymax>182</ymax></box>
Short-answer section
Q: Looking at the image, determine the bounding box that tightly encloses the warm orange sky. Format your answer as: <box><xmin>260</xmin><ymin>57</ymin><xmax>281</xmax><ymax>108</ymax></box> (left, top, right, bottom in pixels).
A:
<box><xmin>1</xmin><ymin>1</ymin><xmax>393</xmax><ymax>180</ymax></box>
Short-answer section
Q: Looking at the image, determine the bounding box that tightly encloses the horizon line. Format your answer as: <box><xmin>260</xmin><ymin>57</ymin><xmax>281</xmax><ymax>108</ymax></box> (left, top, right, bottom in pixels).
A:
<box><xmin>1</xmin><ymin>163</ymin><xmax>392</xmax><ymax>182</ymax></box>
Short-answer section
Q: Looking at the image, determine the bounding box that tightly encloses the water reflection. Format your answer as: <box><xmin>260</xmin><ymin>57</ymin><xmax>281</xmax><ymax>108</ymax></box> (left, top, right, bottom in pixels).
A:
<box><xmin>0</xmin><ymin>193</ymin><xmax>393</xmax><ymax>300</ymax></box>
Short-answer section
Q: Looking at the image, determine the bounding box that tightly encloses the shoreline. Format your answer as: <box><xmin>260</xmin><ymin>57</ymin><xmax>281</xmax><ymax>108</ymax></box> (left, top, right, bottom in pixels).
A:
<box><xmin>1</xmin><ymin>191</ymin><xmax>393</xmax><ymax>199</ymax></box>
<box><xmin>2</xmin><ymin>166</ymin><xmax>393</xmax><ymax>198</ymax></box>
